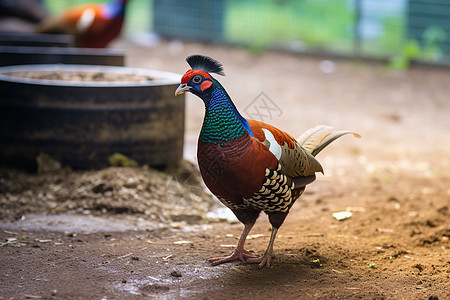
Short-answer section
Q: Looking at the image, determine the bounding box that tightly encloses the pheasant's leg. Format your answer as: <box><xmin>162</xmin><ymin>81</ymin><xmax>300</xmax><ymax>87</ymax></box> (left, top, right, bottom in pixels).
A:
<box><xmin>246</xmin><ymin>226</ymin><xmax>278</xmax><ymax>268</ymax></box>
<box><xmin>208</xmin><ymin>222</ymin><xmax>258</xmax><ymax>265</ymax></box>
<box><xmin>258</xmin><ymin>227</ymin><xmax>278</xmax><ymax>268</ymax></box>
<box><xmin>246</xmin><ymin>211</ymin><xmax>288</xmax><ymax>268</ymax></box>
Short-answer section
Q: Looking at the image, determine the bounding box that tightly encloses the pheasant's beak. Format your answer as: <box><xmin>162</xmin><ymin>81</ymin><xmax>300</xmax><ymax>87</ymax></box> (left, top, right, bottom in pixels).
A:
<box><xmin>175</xmin><ymin>83</ymin><xmax>190</xmax><ymax>96</ymax></box>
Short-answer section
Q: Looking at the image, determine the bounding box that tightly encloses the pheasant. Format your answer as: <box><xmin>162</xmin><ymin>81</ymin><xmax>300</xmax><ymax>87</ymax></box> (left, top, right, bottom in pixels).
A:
<box><xmin>36</xmin><ymin>0</ymin><xmax>129</xmax><ymax>48</ymax></box>
<box><xmin>175</xmin><ymin>55</ymin><xmax>360</xmax><ymax>268</ymax></box>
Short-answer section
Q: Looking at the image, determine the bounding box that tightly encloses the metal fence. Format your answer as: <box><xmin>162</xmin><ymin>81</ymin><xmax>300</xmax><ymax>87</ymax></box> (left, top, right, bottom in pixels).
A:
<box><xmin>407</xmin><ymin>0</ymin><xmax>450</xmax><ymax>60</ymax></box>
<box><xmin>152</xmin><ymin>0</ymin><xmax>450</xmax><ymax>64</ymax></box>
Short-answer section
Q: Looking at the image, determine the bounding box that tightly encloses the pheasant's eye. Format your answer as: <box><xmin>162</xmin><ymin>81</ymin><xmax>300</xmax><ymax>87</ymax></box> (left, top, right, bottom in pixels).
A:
<box><xmin>192</xmin><ymin>75</ymin><xmax>202</xmax><ymax>84</ymax></box>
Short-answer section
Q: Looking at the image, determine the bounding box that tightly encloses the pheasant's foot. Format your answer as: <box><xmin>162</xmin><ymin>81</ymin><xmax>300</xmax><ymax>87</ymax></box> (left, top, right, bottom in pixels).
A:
<box><xmin>208</xmin><ymin>249</ymin><xmax>258</xmax><ymax>266</ymax></box>
<box><xmin>246</xmin><ymin>252</ymin><xmax>273</xmax><ymax>268</ymax></box>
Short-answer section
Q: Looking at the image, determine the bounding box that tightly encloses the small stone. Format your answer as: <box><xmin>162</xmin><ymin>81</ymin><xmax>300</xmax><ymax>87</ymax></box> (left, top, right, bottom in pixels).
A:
<box><xmin>311</xmin><ymin>259</ymin><xmax>322</xmax><ymax>268</ymax></box>
<box><xmin>170</xmin><ymin>270</ymin><xmax>182</xmax><ymax>277</ymax></box>
<box><xmin>332</xmin><ymin>211</ymin><xmax>353</xmax><ymax>221</ymax></box>
<box><xmin>36</xmin><ymin>153</ymin><xmax>61</xmax><ymax>173</ymax></box>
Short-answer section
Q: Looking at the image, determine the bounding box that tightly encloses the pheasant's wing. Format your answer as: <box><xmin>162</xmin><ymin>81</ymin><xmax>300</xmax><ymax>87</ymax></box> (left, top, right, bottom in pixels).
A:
<box><xmin>244</xmin><ymin>120</ymin><xmax>318</xmax><ymax>213</ymax></box>
<box><xmin>248</xmin><ymin>119</ymin><xmax>323</xmax><ymax>177</ymax></box>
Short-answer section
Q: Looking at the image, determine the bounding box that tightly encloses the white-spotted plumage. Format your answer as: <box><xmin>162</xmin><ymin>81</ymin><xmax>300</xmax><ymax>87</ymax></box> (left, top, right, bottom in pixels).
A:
<box><xmin>243</xmin><ymin>126</ymin><xmax>359</xmax><ymax>215</ymax></box>
<box><xmin>244</xmin><ymin>164</ymin><xmax>296</xmax><ymax>213</ymax></box>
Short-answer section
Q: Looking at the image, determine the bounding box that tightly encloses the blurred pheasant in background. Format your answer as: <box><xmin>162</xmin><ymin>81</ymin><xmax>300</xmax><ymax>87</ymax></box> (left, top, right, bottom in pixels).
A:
<box><xmin>175</xmin><ymin>55</ymin><xmax>360</xmax><ymax>268</ymax></box>
<box><xmin>36</xmin><ymin>0</ymin><xmax>129</xmax><ymax>48</ymax></box>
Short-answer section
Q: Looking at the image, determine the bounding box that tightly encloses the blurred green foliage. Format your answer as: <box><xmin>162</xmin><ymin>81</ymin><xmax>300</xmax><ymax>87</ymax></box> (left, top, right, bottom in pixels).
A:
<box><xmin>364</xmin><ymin>15</ymin><xmax>405</xmax><ymax>57</ymax></box>
<box><xmin>422</xmin><ymin>26</ymin><xmax>446</xmax><ymax>61</ymax></box>
<box><xmin>225</xmin><ymin>0</ymin><xmax>406</xmax><ymax>56</ymax></box>
<box><xmin>389</xmin><ymin>40</ymin><xmax>421</xmax><ymax>70</ymax></box>
<box><xmin>225</xmin><ymin>0</ymin><xmax>355</xmax><ymax>53</ymax></box>
<box><xmin>389</xmin><ymin>25</ymin><xmax>446</xmax><ymax>70</ymax></box>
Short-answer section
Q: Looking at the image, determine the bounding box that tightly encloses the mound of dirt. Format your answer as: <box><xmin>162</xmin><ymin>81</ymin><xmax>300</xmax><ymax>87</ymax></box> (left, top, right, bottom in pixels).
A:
<box><xmin>0</xmin><ymin>160</ymin><xmax>216</xmax><ymax>224</ymax></box>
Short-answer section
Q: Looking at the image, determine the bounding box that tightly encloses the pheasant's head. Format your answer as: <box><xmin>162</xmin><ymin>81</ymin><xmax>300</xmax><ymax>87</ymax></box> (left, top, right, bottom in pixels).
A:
<box><xmin>175</xmin><ymin>55</ymin><xmax>225</xmax><ymax>97</ymax></box>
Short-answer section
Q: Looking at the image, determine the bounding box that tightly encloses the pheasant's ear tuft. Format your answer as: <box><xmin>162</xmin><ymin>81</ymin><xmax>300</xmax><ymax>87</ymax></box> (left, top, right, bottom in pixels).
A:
<box><xmin>186</xmin><ymin>55</ymin><xmax>225</xmax><ymax>76</ymax></box>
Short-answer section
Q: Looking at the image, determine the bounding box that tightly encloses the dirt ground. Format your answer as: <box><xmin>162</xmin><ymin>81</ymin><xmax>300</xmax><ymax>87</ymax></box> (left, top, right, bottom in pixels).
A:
<box><xmin>1</xmin><ymin>39</ymin><xmax>449</xmax><ymax>299</ymax></box>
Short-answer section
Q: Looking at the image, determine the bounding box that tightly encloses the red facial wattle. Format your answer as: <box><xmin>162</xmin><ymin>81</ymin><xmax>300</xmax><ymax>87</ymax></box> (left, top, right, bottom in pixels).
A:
<box><xmin>200</xmin><ymin>80</ymin><xmax>213</xmax><ymax>91</ymax></box>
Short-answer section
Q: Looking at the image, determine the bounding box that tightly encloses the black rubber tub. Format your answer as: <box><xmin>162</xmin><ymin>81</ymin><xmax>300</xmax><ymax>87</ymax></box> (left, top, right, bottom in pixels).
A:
<box><xmin>0</xmin><ymin>33</ymin><xmax>74</xmax><ymax>47</ymax></box>
<box><xmin>0</xmin><ymin>46</ymin><xmax>125</xmax><ymax>67</ymax></box>
<box><xmin>0</xmin><ymin>64</ymin><xmax>185</xmax><ymax>170</ymax></box>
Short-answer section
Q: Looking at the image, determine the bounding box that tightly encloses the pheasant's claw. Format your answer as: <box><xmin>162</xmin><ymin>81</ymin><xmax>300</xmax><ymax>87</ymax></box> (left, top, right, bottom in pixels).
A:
<box><xmin>247</xmin><ymin>247</ymin><xmax>272</xmax><ymax>269</ymax></box>
<box><xmin>258</xmin><ymin>253</ymin><xmax>272</xmax><ymax>269</ymax></box>
<box><xmin>208</xmin><ymin>249</ymin><xmax>258</xmax><ymax>266</ymax></box>
<box><xmin>246</xmin><ymin>251</ymin><xmax>273</xmax><ymax>268</ymax></box>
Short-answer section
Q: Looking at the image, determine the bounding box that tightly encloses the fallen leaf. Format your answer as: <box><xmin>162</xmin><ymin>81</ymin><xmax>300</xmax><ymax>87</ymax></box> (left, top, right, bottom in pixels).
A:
<box><xmin>247</xmin><ymin>234</ymin><xmax>264</xmax><ymax>240</ymax></box>
<box><xmin>173</xmin><ymin>240</ymin><xmax>192</xmax><ymax>245</ymax></box>
<box><xmin>117</xmin><ymin>253</ymin><xmax>133</xmax><ymax>259</ymax></box>
<box><xmin>23</xmin><ymin>294</ymin><xmax>43</xmax><ymax>299</ymax></box>
<box><xmin>162</xmin><ymin>254</ymin><xmax>172</xmax><ymax>260</ymax></box>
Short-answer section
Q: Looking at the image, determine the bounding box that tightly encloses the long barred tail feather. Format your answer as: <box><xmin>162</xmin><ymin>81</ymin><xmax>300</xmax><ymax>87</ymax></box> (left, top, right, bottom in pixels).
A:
<box><xmin>297</xmin><ymin>125</ymin><xmax>361</xmax><ymax>157</ymax></box>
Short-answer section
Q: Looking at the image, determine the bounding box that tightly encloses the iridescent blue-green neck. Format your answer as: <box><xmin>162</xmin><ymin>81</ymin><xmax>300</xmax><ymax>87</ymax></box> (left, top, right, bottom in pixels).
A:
<box><xmin>197</xmin><ymin>80</ymin><xmax>253</xmax><ymax>144</ymax></box>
